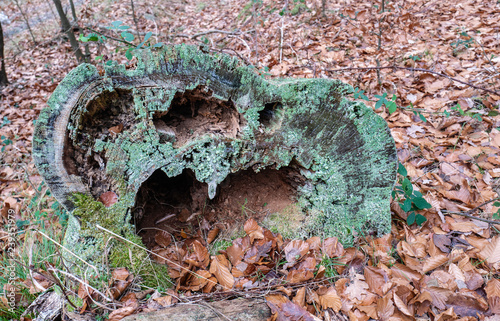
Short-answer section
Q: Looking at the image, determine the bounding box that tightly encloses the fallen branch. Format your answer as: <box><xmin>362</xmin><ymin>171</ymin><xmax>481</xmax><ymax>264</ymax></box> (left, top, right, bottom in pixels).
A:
<box><xmin>324</xmin><ymin>65</ymin><xmax>499</xmax><ymax>95</ymax></box>
<box><xmin>174</xmin><ymin>29</ymin><xmax>244</xmax><ymax>40</ymax></box>
<box><xmin>442</xmin><ymin>210</ymin><xmax>499</xmax><ymax>225</ymax></box>
<box><xmin>442</xmin><ymin>197</ymin><xmax>500</xmax><ymax>225</ymax></box>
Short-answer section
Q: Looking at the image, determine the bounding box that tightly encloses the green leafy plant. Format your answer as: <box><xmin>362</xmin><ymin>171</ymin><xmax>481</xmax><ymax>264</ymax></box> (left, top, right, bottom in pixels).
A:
<box><xmin>374</xmin><ymin>92</ymin><xmax>398</xmax><ymax>113</ymax></box>
<box><xmin>1</xmin><ymin>135</ymin><xmax>12</xmax><ymax>152</ymax></box>
<box><xmin>392</xmin><ymin>164</ymin><xmax>431</xmax><ymax>226</ymax></box>
<box><xmin>1</xmin><ymin>116</ymin><xmax>11</xmax><ymax>128</ymax></box>
<box><xmin>493</xmin><ymin>201</ymin><xmax>500</xmax><ymax>220</ymax></box>
<box><xmin>316</xmin><ymin>255</ymin><xmax>343</xmax><ymax>279</ymax></box>
<box><xmin>79</xmin><ymin>21</ymin><xmax>163</xmax><ymax>64</ymax></box>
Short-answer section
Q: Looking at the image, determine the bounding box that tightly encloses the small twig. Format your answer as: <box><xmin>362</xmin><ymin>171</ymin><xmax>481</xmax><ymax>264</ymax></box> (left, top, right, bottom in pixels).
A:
<box><xmin>442</xmin><ymin>197</ymin><xmax>500</xmax><ymax>225</ymax></box>
<box><xmin>175</xmin><ymin>29</ymin><xmax>244</xmax><ymax>40</ymax></box>
<box><xmin>324</xmin><ymin>65</ymin><xmax>500</xmax><ymax>95</ymax></box>
<box><xmin>12</xmin><ymin>259</ymin><xmax>78</xmax><ymax>310</ymax></box>
<box><xmin>442</xmin><ymin>210</ymin><xmax>499</xmax><ymax>225</ymax></box>
<box><xmin>465</xmin><ymin>198</ymin><xmax>500</xmax><ymax>215</ymax></box>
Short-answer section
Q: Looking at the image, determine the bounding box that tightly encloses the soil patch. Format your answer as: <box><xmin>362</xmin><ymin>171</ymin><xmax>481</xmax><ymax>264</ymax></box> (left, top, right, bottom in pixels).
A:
<box><xmin>132</xmin><ymin>166</ymin><xmax>305</xmax><ymax>249</ymax></box>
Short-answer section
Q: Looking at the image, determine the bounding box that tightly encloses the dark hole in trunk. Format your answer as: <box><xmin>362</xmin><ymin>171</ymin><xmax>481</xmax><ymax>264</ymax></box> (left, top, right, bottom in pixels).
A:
<box><xmin>132</xmin><ymin>166</ymin><xmax>305</xmax><ymax>249</ymax></box>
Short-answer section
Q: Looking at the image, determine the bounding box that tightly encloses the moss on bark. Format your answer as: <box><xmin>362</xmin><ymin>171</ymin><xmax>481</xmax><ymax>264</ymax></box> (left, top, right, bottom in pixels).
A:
<box><xmin>33</xmin><ymin>44</ymin><xmax>397</xmax><ymax>272</ymax></box>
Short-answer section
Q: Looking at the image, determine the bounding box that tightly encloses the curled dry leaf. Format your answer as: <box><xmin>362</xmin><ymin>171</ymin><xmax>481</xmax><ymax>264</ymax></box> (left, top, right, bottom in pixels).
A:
<box><xmin>203</xmin><ymin>276</ymin><xmax>218</xmax><ymax>293</ymax></box>
<box><xmin>153</xmin><ymin>295</ymin><xmax>172</xmax><ymax>307</ymax></box>
<box><xmin>192</xmin><ymin>240</ymin><xmax>210</xmax><ymax>268</ymax></box>
<box><xmin>98</xmin><ymin>191</ymin><xmax>118</xmax><ymax>207</ymax></box>
<box><xmin>322</xmin><ymin>237</ymin><xmax>344</xmax><ymax>258</ymax></box>
<box><xmin>364</xmin><ymin>266</ymin><xmax>390</xmax><ymax>297</ymax></box>
<box><xmin>112</xmin><ymin>267</ymin><xmax>131</xmax><ymax>281</ymax></box>
<box><xmin>485</xmin><ymin>278</ymin><xmax>500</xmax><ymax>314</ymax></box>
<box><xmin>108</xmin><ymin>306</ymin><xmax>136</xmax><ymax>321</ymax></box>
<box><xmin>109</xmin><ymin>123</ymin><xmax>124</xmax><ymax>135</ymax></box>
<box><xmin>376</xmin><ymin>294</ymin><xmax>395</xmax><ymax>321</ymax></box>
<box><xmin>244</xmin><ymin>218</ymin><xmax>264</xmax><ymax>242</ymax></box>
<box><xmin>179</xmin><ymin>269</ymin><xmax>211</xmax><ymax>292</ymax></box>
<box><xmin>209</xmin><ymin>254</ymin><xmax>234</xmax><ymax>290</ymax></box>
<box><xmin>226</xmin><ymin>236</ymin><xmax>250</xmax><ymax>265</ymax></box>
<box><xmin>206</xmin><ymin>226</ymin><xmax>220</xmax><ymax>244</ymax></box>
<box><xmin>478</xmin><ymin>235</ymin><xmax>500</xmax><ymax>264</ymax></box>
<box><xmin>293</xmin><ymin>287</ymin><xmax>306</xmax><ymax>307</ymax></box>
<box><xmin>393</xmin><ymin>293</ymin><xmax>412</xmax><ymax>317</ymax></box>
<box><xmin>77</xmin><ymin>281</ymin><xmax>93</xmax><ymax>300</ymax></box>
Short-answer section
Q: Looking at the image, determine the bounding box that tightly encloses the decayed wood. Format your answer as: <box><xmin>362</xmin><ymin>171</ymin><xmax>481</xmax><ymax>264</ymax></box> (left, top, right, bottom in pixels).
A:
<box><xmin>122</xmin><ymin>298</ymin><xmax>271</xmax><ymax>321</ymax></box>
<box><xmin>21</xmin><ymin>291</ymin><xmax>64</xmax><ymax>321</ymax></box>
<box><xmin>33</xmin><ymin>44</ymin><xmax>397</xmax><ymax>265</ymax></box>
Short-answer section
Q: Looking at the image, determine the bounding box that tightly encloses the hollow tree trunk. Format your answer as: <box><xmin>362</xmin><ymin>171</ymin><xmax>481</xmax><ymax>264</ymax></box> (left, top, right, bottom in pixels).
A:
<box><xmin>32</xmin><ymin>45</ymin><xmax>397</xmax><ymax>266</ymax></box>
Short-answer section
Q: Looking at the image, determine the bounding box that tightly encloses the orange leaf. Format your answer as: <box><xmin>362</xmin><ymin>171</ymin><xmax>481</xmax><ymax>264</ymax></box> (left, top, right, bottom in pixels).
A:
<box><xmin>322</xmin><ymin>237</ymin><xmax>344</xmax><ymax>258</ymax></box>
<box><xmin>154</xmin><ymin>230</ymin><xmax>172</xmax><ymax>247</ymax></box>
<box><xmin>292</xmin><ymin>287</ymin><xmax>306</xmax><ymax>307</ymax></box>
<box><xmin>376</xmin><ymin>294</ymin><xmax>395</xmax><ymax>321</ymax></box>
<box><xmin>393</xmin><ymin>293</ymin><xmax>412</xmax><ymax>316</ymax></box>
<box><xmin>209</xmin><ymin>255</ymin><xmax>234</xmax><ymax>290</ymax></box>
<box><xmin>364</xmin><ymin>266</ymin><xmax>390</xmax><ymax>297</ymax></box>
<box><xmin>109</xmin><ymin>124</ymin><xmax>123</xmax><ymax>135</ymax></box>
<box><xmin>317</xmin><ymin>286</ymin><xmax>341</xmax><ymax>312</ymax></box>
<box><xmin>153</xmin><ymin>295</ymin><xmax>172</xmax><ymax>307</ymax></box>
<box><xmin>478</xmin><ymin>235</ymin><xmax>500</xmax><ymax>264</ymax></box>
<box><xmin>422</xmin><ymin>254</ymin><xmax>448</xmax><ymax>273</ymax></box>
<box><xmin>108</xmin><ymin>306</ymin><xmax>135</xmax><ymax>321</ymax></box>
<box><xmin>207</xmin><ymin>227</ymin><xmax>220</xmax><ymax>244</ymax></box>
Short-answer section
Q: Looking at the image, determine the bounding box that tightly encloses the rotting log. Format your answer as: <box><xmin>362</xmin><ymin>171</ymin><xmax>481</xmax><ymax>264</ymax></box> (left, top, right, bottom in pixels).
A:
<box><xmin>121</xmin><ymin>298</ymin><xmax>271</xmax><ymax>321</ymax></box>
<box><xmin>33</xmin><ymin>44</ymin><xmax>397</xmax><ymax>265</ymax></box>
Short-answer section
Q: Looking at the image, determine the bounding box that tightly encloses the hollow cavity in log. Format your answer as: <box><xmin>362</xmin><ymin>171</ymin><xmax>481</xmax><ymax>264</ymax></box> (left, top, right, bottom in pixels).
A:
<box><xmin>133</xmin><ymin>165</ymin><xmax>306</xmax><ymax>249</ymax></box>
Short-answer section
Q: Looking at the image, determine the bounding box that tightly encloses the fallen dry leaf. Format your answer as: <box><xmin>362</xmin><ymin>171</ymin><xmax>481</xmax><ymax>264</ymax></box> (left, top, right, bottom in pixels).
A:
<box><xmin>209</xmin><ymin>254</ymin><xmax>234</xmax><ymax>290</ymax></box>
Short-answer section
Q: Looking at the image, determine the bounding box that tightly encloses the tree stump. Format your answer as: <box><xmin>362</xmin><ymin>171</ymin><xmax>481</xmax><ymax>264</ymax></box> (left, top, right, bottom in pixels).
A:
<box><xmin>33</xmin><ymin>45</ymin><xmax>397</xmax><ymax>266</ymax></box>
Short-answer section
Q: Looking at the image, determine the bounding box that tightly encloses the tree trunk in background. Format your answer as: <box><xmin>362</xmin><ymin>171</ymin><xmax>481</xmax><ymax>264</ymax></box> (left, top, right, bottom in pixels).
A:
<box><xmin>69</xmin><ymin>0</ymin><xmax>78</xmax><ymax>24</ymax></box>
<box><xmin>52</xmin><ymin>0</ymin><xmax>84</xmax><ymax>63</ymax></box>
<box><xmin>0</xmin><ymin>22</ymin><xmax>8</xmax><ymax>87</ymax></box>
<box><xmin>13</xmin><ymin>0</ymin><xmax>37</xmax><ymax>44</ymax></box>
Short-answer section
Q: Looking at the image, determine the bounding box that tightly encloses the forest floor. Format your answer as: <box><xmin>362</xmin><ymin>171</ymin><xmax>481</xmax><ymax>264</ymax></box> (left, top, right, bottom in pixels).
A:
<box><xmin>0</xmin><ymin>0</ymin><xmax>500</xmax><ymax>320</ymax></box>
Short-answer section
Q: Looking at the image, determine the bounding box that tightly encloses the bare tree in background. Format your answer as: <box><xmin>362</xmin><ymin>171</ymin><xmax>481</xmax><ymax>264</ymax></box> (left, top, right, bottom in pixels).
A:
<box><xmin>52</xmin><ymin>0</ymin><xmax>84</xmax><ymax>63</ymax></box>
<box><xmin>13</xmin><ymin>0</ymin><xmax>37</xmax><ymax>44</ymax></box>
<box><xmin>69</xmin><ymin>0</ymin><xmax>78</xmax><ymax>25</ymax></box>
<box><xmin>130</xmin><ymin>0</ymin><xmax>142</xmax><ymax>41</ymax></box>
<box><xmin>0</xmin><ymin>21</ymin><xmax>8</xmax><ymax>87</ymax></box>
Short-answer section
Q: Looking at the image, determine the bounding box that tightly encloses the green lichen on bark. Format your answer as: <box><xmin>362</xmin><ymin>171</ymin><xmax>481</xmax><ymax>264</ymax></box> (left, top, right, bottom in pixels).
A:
<box><xmin>33</xmin><ymin>44</ymin><xmax>397</xmax><ymax>271</ymax></box>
